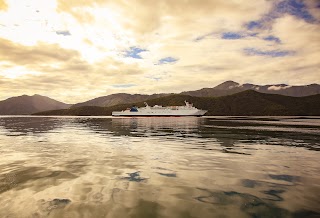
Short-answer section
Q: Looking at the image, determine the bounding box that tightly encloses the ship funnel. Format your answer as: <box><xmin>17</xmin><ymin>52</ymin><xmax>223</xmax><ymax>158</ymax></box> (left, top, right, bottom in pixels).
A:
<box><xmin>184</xmin><ymin>101</ymin><xmax>193</xmax><ymax>107</ymax></box>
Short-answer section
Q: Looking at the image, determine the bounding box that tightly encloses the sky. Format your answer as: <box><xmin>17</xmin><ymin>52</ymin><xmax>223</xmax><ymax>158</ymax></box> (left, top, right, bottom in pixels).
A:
<box><xmin>0</xmin><ymin>0</ymin><xmax>319</xmax><ymax>103</ymax></box>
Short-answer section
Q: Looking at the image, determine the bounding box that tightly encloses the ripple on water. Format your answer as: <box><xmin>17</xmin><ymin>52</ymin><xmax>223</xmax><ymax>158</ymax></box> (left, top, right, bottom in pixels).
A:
<box><xmin>0</xmin><ymin>116</ymin><xmax>319</xmax><ymax>217</ymax></box>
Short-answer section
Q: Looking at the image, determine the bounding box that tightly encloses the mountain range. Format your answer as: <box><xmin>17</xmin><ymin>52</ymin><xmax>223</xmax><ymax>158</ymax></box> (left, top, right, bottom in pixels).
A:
<box><xmin>70</xmin><ymin>93</ymin><xmax>169</xmax><ymax>108</ymax></box>
<box><xmin>71</xmin><ymin>81</ymin><xmax>320</xmax><ymax>108</ymax></box>
<box><xmin>182</xmin><ymin>80</ymin><xmax>320</xmax><ymax>97</ymax></box>
<box><xmin>0</xmin><ymin>94</ymin><xmax>71</xmax><ymax>115</ymax></box>
<box><xmin>34</xmin><ymin>90</ymin><xmax>320</xmax><ymax>116</ymax></box>
<box><xmin>0</xmin><ymin>81</ymin><xmax>319</xmax><ymax>115</ymax></box>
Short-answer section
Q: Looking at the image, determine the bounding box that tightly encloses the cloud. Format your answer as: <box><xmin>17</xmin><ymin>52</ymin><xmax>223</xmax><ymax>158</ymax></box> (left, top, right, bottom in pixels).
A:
<box><xmin>245</xmin><ymin>0</ymin><xmax>318</xmax><ymax>31</ymax></box>
<box><xmin>271</xmin><ymin>15</ymin><xmax>320</xmax><ymax>53</ymax></box>
<box><xmin>304</xmin><ymin>0</ymin><xmax>320</xmax><ymax>21</ymax></box>
<box><xmin>56</xmin><ymin>0</ymin><xmax>104</xmax><ymax>23</ymax></box>
<box><xmin>0</xmin><ymin>38</ymin><xmax>80</xmax><ymax>66</ymax></box>
<box><xmin>0</xmin><ymin>37</ymin><xmax>147</xmax><ymax>103</ymax></box>
<box><xmin>0</xmin><ymin>0</ymin><xmax>7</xmax><ymax>10</ymax></box>
<box><xmin>268</xmin><ymin>85</ymin><xmax>291</xmax><ymax>90</ymax></box>
<box><xmin>56</xmin><ymin>0</ymin><xmax>272</xmax><ymax>35</ymax></box>
<box><xmin>0</xmin><ymin>0</ymin><xmax>319</xmax><ymax>103</ymax></box>
<box><xmin>276</xmin><ymin>0</ymin><xmax>316</xmax><ymax>22</ymax></box>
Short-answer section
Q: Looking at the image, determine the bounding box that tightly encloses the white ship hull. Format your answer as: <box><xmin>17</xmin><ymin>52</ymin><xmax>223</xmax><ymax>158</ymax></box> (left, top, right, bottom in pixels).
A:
<box><xmin>112</xmin><ymin>109</ymin><xmax>207</xmax><ymax>117</ymax></box>
<box><xmin>112</xmin><ymin>101</ymin><xmax>207</xmax><ymax>117</ymax></box>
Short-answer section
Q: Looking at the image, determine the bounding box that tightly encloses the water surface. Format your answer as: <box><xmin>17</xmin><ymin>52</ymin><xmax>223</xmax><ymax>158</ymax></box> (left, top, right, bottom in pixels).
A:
<box><xmin>0</xmin><ymin>116</ymin><xmax>319</xmax><ymax>218</ymax></box>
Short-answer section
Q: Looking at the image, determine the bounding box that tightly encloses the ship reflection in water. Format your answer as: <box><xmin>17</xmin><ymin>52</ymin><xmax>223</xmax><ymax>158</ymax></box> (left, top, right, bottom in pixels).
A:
<box><xmin>0</xmin><ymin>116</ymin><xmax>319</xmax><ymax>217</ymax></box>
<box><xmin>111</xmin><ymin>117</ymin><xmax>203</xmax><ymax>135</ymax></box>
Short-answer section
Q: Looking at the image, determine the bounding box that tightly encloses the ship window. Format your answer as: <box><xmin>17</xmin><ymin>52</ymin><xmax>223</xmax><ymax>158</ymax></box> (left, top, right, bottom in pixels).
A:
<box><xmin>130</xmin><ymin>107</ymin><xmax>138</xmax><ymax>112</ymax></box>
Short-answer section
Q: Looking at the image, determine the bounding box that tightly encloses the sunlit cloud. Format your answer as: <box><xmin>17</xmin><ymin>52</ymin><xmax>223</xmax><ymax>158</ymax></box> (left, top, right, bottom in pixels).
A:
<box><xmin>0</xmin><ymin>66</ymin><xmax>42</xmax><ymax>79</ymax></box>
<box><xmin>0</xmin><ymin>0</ymin><xmax>7</xmax><ymax>11</ymax></box>
<box><xmin>0</xmin><ymin>0</ymin><xmax>319</xmax><ymax>103</ymax></box>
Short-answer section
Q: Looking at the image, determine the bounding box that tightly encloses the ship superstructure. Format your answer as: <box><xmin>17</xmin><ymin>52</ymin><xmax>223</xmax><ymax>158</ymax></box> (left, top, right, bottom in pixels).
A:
<box><xmin>112</xmin><ymin>101</ymin><xmax>207</xmax><ymax>117</ymax></box>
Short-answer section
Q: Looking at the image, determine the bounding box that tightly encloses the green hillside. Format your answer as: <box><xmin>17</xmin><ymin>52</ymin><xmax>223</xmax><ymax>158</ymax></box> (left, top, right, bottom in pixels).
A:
<box><xmin>33</xmin><ymin>90</ymin><xmax>320</xmax><ymax>116</ymax></box>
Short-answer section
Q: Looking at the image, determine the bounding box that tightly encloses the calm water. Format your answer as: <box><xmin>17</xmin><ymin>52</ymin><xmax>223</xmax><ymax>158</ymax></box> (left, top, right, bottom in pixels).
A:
<box><xmin>0</xmin><ymin>116</ymin><xmax>319</xmax><ymax>218</ymax></box>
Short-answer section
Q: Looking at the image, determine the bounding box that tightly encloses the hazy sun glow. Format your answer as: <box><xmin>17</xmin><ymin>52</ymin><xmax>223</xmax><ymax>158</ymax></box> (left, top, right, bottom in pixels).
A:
<box><xmin>0</xmin><ymin>0</ymin><xmax>319</xmax><ymax>103</ymax></box>
<box><xmin>0</xmin><ymin>66</ymin><xmax>42</xmax><ymax>79</ymax></box>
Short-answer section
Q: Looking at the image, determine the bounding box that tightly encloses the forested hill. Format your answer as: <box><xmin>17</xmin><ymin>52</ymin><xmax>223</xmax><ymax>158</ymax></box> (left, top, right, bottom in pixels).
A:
<box><xmin>33</xmin><ymin>90</ymin><xmax>320</xmax><ymax>116</ymax></box>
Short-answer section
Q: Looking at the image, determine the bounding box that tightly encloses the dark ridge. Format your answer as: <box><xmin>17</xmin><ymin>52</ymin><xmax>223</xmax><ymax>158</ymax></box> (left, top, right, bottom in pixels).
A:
<box><xmin>33</xmin><ymin>90</ymin><xmax>320</xmax><ymax>116</ymax></box>
<box><xmin>0</xmin><ymin>94</ymin><xmax>72</xmax><ymax>115</ymax></box>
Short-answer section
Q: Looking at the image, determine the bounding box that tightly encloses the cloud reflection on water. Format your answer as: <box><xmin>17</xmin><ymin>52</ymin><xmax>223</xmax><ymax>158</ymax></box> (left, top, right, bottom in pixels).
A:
<box><xmin>0</xmin><ymin>116</ymin><xmax>319</xmax><ymax>217</ymax></box>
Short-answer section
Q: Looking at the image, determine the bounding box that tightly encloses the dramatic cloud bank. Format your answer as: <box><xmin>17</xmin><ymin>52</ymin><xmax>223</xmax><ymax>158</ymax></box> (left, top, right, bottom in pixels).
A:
<box><xmin>0</xmin><ymin>0</ymin><xmax>319</xmax><ymax>103</ymax></box>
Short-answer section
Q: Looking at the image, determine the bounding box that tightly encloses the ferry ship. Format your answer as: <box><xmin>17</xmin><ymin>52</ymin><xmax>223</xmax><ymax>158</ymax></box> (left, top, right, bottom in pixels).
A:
<box><xmin>112</xmin><ymin>101</ymin><xmax>207</xmax><ymax>117</ymax></box>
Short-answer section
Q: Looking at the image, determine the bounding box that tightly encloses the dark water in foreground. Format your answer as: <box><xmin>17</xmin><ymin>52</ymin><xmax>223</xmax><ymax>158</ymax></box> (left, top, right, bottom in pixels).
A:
<box><xmin>0</xmin><ymin>116</ymin><xmax>319</xmax><ymax>218</ymax></box>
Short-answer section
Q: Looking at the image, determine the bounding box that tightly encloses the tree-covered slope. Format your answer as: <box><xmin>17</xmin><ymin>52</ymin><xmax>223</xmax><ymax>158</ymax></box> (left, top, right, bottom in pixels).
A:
<box><xmin>34</xmin><ymin>90</ymin><xmax>320</xmax><ymax>116</ymax></box>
